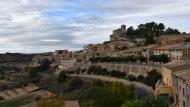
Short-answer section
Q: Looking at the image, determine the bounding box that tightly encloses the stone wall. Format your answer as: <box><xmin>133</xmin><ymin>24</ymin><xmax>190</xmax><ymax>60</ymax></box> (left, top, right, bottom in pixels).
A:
<box><xmin>82</xmin><ymin>63</ymin><xmax>161</xmax><ymax>77</ymax></box>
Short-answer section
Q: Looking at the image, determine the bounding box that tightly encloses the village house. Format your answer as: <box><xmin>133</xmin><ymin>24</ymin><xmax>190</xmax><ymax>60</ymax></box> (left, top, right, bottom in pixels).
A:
<box><xmin>153</xmin><ymin>42</ymin><xmax>190</xmax><ymax>60</ymax></box>
<box><xmin>53</xmin><ymin>50</ymin><xmax>73</xmax><ymax>63</ymax></box>
<box><xmin>73</xmin><ymin>50</ymin><xmax>85</xmax><ymax>63</ymax></box>
<box><xmin>155</xmin><ymin>60</ymin><xmax>190</xmax><ymax>107</ymax></box>
<box><xmin>153</xmin><ymin>45</ymin><xmax>176</xmax><ymax>58</ymax></box>
<box><xmin>141</xmin><ymin>45</ymin><xmax>159</xmax><ymax>59</ymax></box>
<box><xmin>31</xmin><ymin>53</ymin><xmax>53</xmax><ymax>67</ymax></box>
<box><xmin>172</xmin><ymin>68</ymin><xmax>190</xmax><ymax>107</ymax></box>
<box><xmin>110</xmin><ymin>47</ymin><xmax>142</xmax><ymax>57</ymax></box>
<box><xmin>55</xmin><ymin>58</ymin><xmax>77</xmax><ymax>75</ymax></box>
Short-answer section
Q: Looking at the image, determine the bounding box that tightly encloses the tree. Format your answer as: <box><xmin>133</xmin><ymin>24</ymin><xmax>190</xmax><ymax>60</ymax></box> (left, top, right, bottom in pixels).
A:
<box><xmin>128</xmin><ymin>75</ymin><xmax>137</xmax><ymax>81</ymax></box>
<box><xmin>108</xmin><ymin>82</ymin><xmax>133</xmax><ymax>107</ymax></box>
<box><xmin>57</xmin><ymin>71</ymin><xmax>68</xmax><ymax>83</ymax></box>
<box><xmin>127</xmin><ymin>26</ymin><xmax>135</xmax><ymax>39</ymax></box>
<box><xmin>160</xmin><ymin>54</ymin><xmax>170</xmax><ymax>63</ymax></box>
<box><xmin>66</xmin><ymin>77</ymin><xmax>83</xmax><ymax>91</ymax></box>
<box><xmin>28</xmin><ymin>67</ymin><xmax>40</xmax><ymax>78</ymax></box>
<box><xmin>121</xmin><ymin>98</ymin><xmax>168</xmax><ymax>107</ymax></box>
<box><xmin>145</xmin><ymin>35</ymin><xmax>155</xmax><ymax>45</ymax></box>
<box><xmin>143</xmin><ymin>70</ymin><xmax>162</xmax><ymax>89</ymax></box>
<box><xmin>125</xmin><ymin>22</ymin><xmax>182</xmax><ymax>40</ymax></box>
<box><xmin>40</xmin><ymin>58</ymin><xmax>51</xmax><ymax>71</ymax></box>
<box><xmin>139</xmin><ymin>56</ymin><xmax>146</xmax><ymax>63</ymax></box>
<box><xmin>137</xmin><ymin>75</ymin><xmax>144</xmax><ymax>81</ymax></box>
<box><xmin>37</xmin><ymin>96</ymin><xmax>64</xmax><ymax>107</ymax></box>
<box><xmin>165</xmin><ymin>27</ymin><xmax>180</xmax><ymax>35</ymax></box>
<box><xmin>149</xmin><ymin>54</ymin><xmax>170</xmax><ymax>63</ymax></box>
<box><xmin>79</xmin><ymin>82</ymin><xmax>134</xmax><ymax>107</ymax></box>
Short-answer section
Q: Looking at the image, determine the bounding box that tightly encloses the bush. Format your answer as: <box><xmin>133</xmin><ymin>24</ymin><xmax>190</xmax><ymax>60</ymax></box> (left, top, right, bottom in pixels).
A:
<box><xmin>67</xmin><ymin>77</ymin><xmax>83</xmax><ymax>91</ymax></box>
<box><xmin>28</xmin><ymin>67</ymin><xmax>40</xmax><ymax>78</ymax></box>
<box><xmin>149</xmin><ymin>54</ymin><xmax>170</xmax><ymax>63</ymax></box>
<box><xmin>57</xmin><ymin>71</ymin><xmax>68</xmax><ymax>83</ymax></box>
<box><xmin>137</xmin><ymin>75</ymin><xmax>144</xmax><ymax>81</ymax></box>
<box><xmin>79</xmin><ymin>81</ymin><xmax>133</xmax><ymax>107</ymax></box>
<box><xmin>110</xmin><ymin>70</ymin><xmax>126</xmax><ymax>78</ymax></box>
<box><xmin>89</xmin><ymin>56</ymin><xmax>147</xmax><ymax>63</ymax></box>
<box><xmin>121</xmin><ymin>97</ymin><xmax>168</xmax><ymax>107</ymax></box>
<box><xmin>143</xmin><ymin>70</ymin><xmax>162</xmax><ymax>89</ymax></box>
<box><xmin>37</xmin><ymin>96</ymin><xmax>64</xmax><ymax>107</ymax></box>
<box><xmin>40</xmin><ymin>58</ymin><xmax>51</xmax><ymax>71</ymax></box>
<box><xmin>128</xmin><ymin>75</ymin><xmax>137</xmax><ymax>81</ymax></box>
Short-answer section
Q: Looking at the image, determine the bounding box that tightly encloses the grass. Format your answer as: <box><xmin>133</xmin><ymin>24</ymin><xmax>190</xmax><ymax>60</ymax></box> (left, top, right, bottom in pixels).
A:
<box><xmin>0</xmin><ymin>96</ymin><xmax>33</xmax><ymax>107</ymax></box>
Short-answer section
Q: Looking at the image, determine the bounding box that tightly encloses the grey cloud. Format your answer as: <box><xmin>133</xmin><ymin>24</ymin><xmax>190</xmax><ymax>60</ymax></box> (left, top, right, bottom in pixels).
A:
<box><xmin>0</xmin><ymin>0</ymin><xmax>190</xmax><ymax>53</ymax></box>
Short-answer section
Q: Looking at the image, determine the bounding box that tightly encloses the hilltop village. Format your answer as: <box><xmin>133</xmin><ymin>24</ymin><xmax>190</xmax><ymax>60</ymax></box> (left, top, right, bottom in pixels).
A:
<box><xmin>1</xmin><ymin>22</ymin><xmax>190</xmax><ymax>107</ymax></box>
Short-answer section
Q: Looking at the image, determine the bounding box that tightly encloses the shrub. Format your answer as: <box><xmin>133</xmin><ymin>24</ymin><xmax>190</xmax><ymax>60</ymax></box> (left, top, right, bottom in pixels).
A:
<box><xmin>128</xmin><ymin>75</ymin><xmax>137</xmax><ymax>81</ymax></box>
<box><xmin>28</xmin><ymin>67</ymin><xmax>40</xmax><ymax>78</ymax></box>
<box><xmin>66</xmin><ymin>77</ymin><xmax>83</xmax><ymax>91</ymax></box>
<box><xmin>143</xmin><ymin>69</ymin><xmax>162</xmax><ymax>89</ymax></box>
<box><xmin>57</xmin><ymin>71</ymin><xmax>68</xmax><ymax>83</ymax></box>
<box><xmin>40</xmin><ymin>58</ymin><xmax>51</xmax><ymax>71</ymax></box>
<box><xmin>37</xmin><ymin>96</ymin><xmax>64</xmax><ymax>107</ymax></box>
<box><xmin>137</xmin><ymin>75</ymin><xmax>144</xmax><ymax>81</ymax></box>
<box><xmin>121</xmin><ymin>97</ymin><xmax>168</xmax><ymax>107</ymax></box>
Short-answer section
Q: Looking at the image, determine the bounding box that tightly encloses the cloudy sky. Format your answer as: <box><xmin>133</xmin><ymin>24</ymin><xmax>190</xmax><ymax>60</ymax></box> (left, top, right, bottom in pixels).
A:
<box><xmin>0</xmin><ymin>0</ymin><xmax>190</xmax><ymax>53</ymax></box>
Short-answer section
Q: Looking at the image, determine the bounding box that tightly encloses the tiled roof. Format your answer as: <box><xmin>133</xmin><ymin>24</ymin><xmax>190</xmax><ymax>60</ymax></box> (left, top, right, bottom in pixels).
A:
<box><xmin>186</xmin><ymin>80</ymin><xmax>190</xmax><ymax>86</ymax></box>
<box><xmin>164</xmin><ymin>60</ymin><xmax>186</xmax><ymax>70</ymax></box>
<box><xmin>173</xmin><ymin>69</ymin><xmax>190</xmax><ymax>80</ymax></box>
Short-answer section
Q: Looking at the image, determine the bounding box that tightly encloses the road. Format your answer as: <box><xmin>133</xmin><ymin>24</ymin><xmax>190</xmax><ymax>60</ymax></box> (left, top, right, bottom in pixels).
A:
<box><xmin>70</xmin><ymin>74</ymin><xmax>154</xmax><ymax>98</ymax></box>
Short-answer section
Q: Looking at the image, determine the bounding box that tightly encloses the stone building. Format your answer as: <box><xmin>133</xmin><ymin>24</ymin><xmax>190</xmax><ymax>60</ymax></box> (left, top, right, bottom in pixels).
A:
<box><xmin>141</xmin><ymin>45</ymin><xmax>159</xmax><ymax>59</ymax></box>
<box><xmin>110</xmin><ymin>47</ymin><xmax>142</xmax><ymax>57</ymax></box>
<box><xmin>155</xmin><ymin>60</ymin><xmax>190</xmax><ymax>107</ymax></box>
<box><xmin>153</xmin><ymin>42</ymin><xmax>190</xmax><ymax>60</ymax></box>
<box><xmin>53</xmin><ymin>50</ymin><xmax>73</xmax><ymax>63</ymax></box>
<box><xmin>31</xmin><ymin>53</ymin><xmax>53</xmax><ymax>67</ymax></box>
<box><xmin>82</xmin><ymin>25</ymin><xmax>137</xmax><ymax>61</ymax></box>
<box><xmin>110</xmin><ymin>24</ymin><xmax>127</xmax><ymax>41</ymax></box>
<box><xmin>55</xmin><ymin>58</ymin><xmax>76</xmax><ymax>75</ymax></box>
<box><xmin>172</xmin><ymin>67</ymin><xmax>190</xmax><ymax>107</ymax></box>
<box><xmin>73</xmin><ymin>50</ymin><xmax>85</xmax><ymax>63</ymax></box>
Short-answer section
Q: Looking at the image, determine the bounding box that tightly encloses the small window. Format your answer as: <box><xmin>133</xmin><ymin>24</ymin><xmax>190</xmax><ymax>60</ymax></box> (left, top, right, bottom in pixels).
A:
<box><xmin>183</xmin><ymin>88</ymin><xmax>185</xmax><ymax>97</ymax></box>
<box><xmin>187</xmin><ymin>94</ymin><xmax>189</xmax><ymax>100</ymax></box>
<box><xmin>183</xmin><ymin>101</ymin><xmax>185</xmax><ymax>107</ymax></box>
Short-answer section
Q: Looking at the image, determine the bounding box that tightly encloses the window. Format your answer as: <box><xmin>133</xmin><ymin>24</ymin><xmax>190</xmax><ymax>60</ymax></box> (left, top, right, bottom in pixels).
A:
<box><xmin>183</xmin><ymin>101</ymin><xmax>185</xmax><ymax>107</ymax></box>
<box><xmin>187</xmin><ymin>94</ymin><xmax>189</xmax><ymax>100</ymax></box>
<box><xmin>183</xmin><ymin>88</ymin><xmax>185</xmax><ymax>97</ymax></box>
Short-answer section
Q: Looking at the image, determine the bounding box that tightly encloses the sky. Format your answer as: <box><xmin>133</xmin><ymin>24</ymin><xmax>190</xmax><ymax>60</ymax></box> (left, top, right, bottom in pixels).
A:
<box><xmin>0</xmin><ymin>0</ymin><xmax>190</xmax><ymax>53</ymax></box>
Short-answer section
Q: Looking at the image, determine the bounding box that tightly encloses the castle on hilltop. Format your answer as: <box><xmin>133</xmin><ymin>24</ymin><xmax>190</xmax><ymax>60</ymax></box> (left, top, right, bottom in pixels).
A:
<box><xmin>110</xmin><ymin>24</ymin><xmax>128</xmax><ymax>41</ymax></box>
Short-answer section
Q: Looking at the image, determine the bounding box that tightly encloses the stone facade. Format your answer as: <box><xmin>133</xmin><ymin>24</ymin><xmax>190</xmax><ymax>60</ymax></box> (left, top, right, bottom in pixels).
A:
<box><xmin>172</xmin><ymin>69</ymin><xmax>190</xmax><ymax>107</ymax></box>
<box><xmin>55</xmin><ymin>59</ymin><xmax>76</xmax><ymax>75</ymax></box>
<box><xmin>153</xmin><ymin>42</ymin><xmax>190</xmax><ymax>60</ymax></box>
<box><xmin>110</xmin><ymin>24</ymin><xmax>127</xmax><ymax>41</ymax></box>
<box><xmin>53</xmin><ymin>50</ymin><xmax>73</xmax><ymax>63</ymax></box>
<box><xmin>31</xmin><ymin>53</ymin><xmax>53</xmax><ymax>67</ymax></box>
<box><xmin>110</xmin><ymin>47</ymin><xmax>142</xmax><ymax>57</ymax></box>
<box><xmin>142</xmin><ymin>45</ymin><xmax>159</xmax><ymax>59</ymax></box>
<box><xmin>83</xmin><ymin>41</ymin><xmax>135</xmax><ymax>60</ymax></box>
<box><xmin>83</xmin><ymin>63</ymin><xmax>161</xmax><ymax>77</ymax></box>
<box><xmin>156</xmin><ymin>34</ymin><xmax>190</xmax><ymax>45</ymax></box>
<box><xmin>157</xmin><ymin>60</ymin><xmax>190</xmax><ymax>107</ymax></box>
